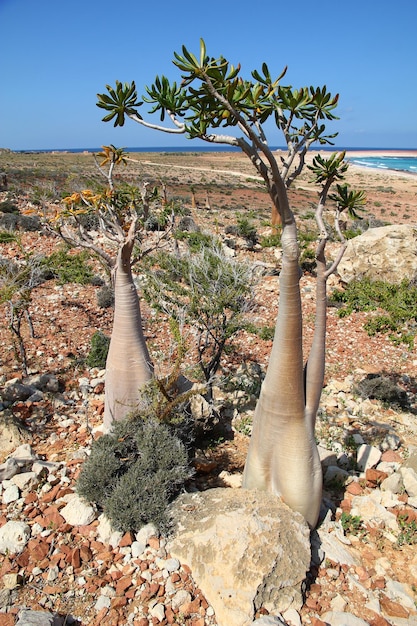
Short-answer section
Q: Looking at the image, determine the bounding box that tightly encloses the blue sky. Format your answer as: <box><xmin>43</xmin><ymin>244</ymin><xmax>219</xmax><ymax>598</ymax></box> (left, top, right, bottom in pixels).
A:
<box><xmin>1</xmin><ymin>0</ymin><xmax>416</xmax><ymax>150</ymax></box>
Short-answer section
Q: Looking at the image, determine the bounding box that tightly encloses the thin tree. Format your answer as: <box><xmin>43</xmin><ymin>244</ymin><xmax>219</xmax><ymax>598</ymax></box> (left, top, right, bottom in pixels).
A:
<box><xmin>97</xmin><ymin>40</ymin><xmax>365</xmax><ymax>527</ymax></box>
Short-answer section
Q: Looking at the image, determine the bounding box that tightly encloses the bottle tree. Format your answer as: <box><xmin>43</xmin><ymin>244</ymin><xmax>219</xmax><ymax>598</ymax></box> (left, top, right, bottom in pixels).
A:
<box><xmin>45</xmin><ymin>146</ymin><xmax>162</xmax><ymax>430</ymax></box>
<box><xmin>97</xmin><ymin>40</ymin><xmax>365</xmax><ymax>527</ymax></box>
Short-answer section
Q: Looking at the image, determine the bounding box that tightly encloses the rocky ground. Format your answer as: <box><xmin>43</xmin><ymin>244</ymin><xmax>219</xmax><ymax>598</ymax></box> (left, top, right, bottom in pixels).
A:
<box><xmin>0</xmin><ymin>151</ymin><xmax>417</xmax><ymax>626</ymax></box>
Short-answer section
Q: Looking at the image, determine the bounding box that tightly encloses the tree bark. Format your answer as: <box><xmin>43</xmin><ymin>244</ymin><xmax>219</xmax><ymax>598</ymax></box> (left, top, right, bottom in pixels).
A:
<box><xmin>103</xmin><ymin>240</ymin><xmax>154</xmax><ymax>431</ymax></box>
<box><xmin>242</xmin><ymin>222</ymin><xmax>322</xmax><ymax>528</ymax></box>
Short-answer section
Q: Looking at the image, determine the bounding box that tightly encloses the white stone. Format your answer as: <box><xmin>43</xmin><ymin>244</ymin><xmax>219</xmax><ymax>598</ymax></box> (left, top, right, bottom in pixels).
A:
<box><xmin>385</xmin><ymin>578</ymin><xmax>416</xmax><ymax>609</ymax></box>
<box><xmin>400</xmin><ymin>466</ymin><xmax>417</xmax><ymax>497</ymax></box>
<box><xmin>171</xmin><ymin>589</ymin><xmax>192</xmax><ymax>611</ymax></box>
<box><xmin>97</xmin><ymin>514</ymin><xmax>123</xmax><ymax>548</ymax></box>
<box><xmin>356</xmin><ymin>444</ymin><xmax>382</xmax><ymax>471</ymax></box>
<box><xmin>135</xmin><ymin>522</ymin><xmax>158</xmax><ymax>545</ymax></box>
<box><xmin>321</xmin><ymin>610</ymin><xmax>370</xmax><ymax>625</ymax></box>
<box><xmin>2</xmin><ymin>483</ymin><xmax>20</xmax><ymax>504</ymax></box>
<box><xmin>12</xmin><ymin>471</ymin><xmax>38</xmax><ymax>491</ymax></box>
<box><xmin>47</xmin><ymin>565</ymin><xmax>59</xmax><ymax>582</ymax></box>
<box><xmin>155</xmin><ymin>557</ymin><xmax>180</xmax><ymax>573</ymax></box>
<box><xmin>149</xmin><ymin>603</ymin><xmax>165</xmax><ymax>622</ymax></box>
<box><xmin>95</xmin><ymin>596</ymin><xmax>111</xmax><ymax>611</ymax></box>
<box><xmin>11</xmin><ymin>443</ymin><xmax>38</xmax><ymax>463</ymax></box>
<box><xmin>380</xmin><ymin>472</ymin><xmax>403</xmax><ymax>494</ymax></box>
<box><xmin>60</xmin><ymin>494</ymin><xmax>96</xmax><ymax>526</ymax></box>
<box><xmin>282</xmin><ymin>607</ymin><xmax>302</xmax><ymax>625</ymax></box>
<box><xmin>0</xmin><ymin>520</ymin><xmax>30</xmax><ymax>554</ymax></box>
<box><xmin>350</xmin><ymin>495</ymin><xmax>398</xmax><ymax>531</ymax></box>
<box><xmin>131</xmin><ymin>540</ymin><xmax>146</xmax><ymax>558</ymax></box>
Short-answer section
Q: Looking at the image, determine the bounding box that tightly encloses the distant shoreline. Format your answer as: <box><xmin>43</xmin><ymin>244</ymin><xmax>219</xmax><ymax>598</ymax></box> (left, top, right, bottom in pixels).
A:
<box><xmin>4</xmin><ymin>146</ymin><xmax>417</xmax><ymax>156</ymax></box>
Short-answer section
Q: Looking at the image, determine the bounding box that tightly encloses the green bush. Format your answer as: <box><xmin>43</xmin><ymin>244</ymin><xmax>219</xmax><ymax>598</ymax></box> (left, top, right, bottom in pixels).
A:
<box><xmin>330</xmin><ymin>278</ymin><xmax>417</xmax><ymax>347</ymax></box>
<box><xmin>77</xmin><ymin>417</ymin><xmax>192</xmax><ymax>532</ymax></box>
<box><xmin>174</xmin><ymin>230</ymin><xmax>218</xmax><ymax>252</ymax></box>
<box><xmin>260</xmin><ymin>232</ymin><xmax>281</xmax><ymax>248</ymax></box>
<box><xmin>0</xmin><ymin>200</ymin><xmax>19</xmax><ymax>214</ymax></box>
<box><xmin>86</xmin><ymin>331</ymin><xmax>110</xmax><ymax>368</ymax></box>
<box><xmin>41</xmin><ymin>246</ymin><xmax>94</xmax><ymax>284</ymax></box>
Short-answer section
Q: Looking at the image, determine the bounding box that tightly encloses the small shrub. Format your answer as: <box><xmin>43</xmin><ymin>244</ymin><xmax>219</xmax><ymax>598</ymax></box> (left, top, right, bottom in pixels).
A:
<box><xmin>397</xmin><ymin>515</ymin><xmax>417</xmax><ymax>547</ymax></box>
<box><xmin>260</xmin><ymin>232</ymin><xmax>281</xmax><ymax>248</ymax></box>
<box><xmin>77</xmin><ymin>417</ymin><xmax>192</xmax><ymax>532</ymax></box>
<box><xmin>41</xmin><ymin>246</ymin><xmax>94</xmax><ymax>284</ymax></box>
<box><xmin>0</xmin><ymin>231</ymin><xmax>18</xmax><ymax>243</ymax></box>
<box><xmin>86</xmin><ymin>331</ymin><xmax>110</xmax><ymax>369</ymax></box>
<box><xmin>174</xmin><ymin>230</ymin><xmax>217</xmax><ymax>252</ymax></box>
<box><xmin>0</xmin><ymin>200</ymin><xmax>19</xmax><ymax>214</ymax></box>
<box><xmin>340</xmin><ymin>512</ymin><xmax>363</xmax><ymax>535</ymax></box>
<box><xmin>96</xmin><ymin>284</ymin><xmax>114</xmax><ymax>309</ymax></box>
<box><xmin>235</xmin><ymin>217</ymin><xmax>258</xmax><ymax>244</ymax></box>
<box><xmin>354</xmin><ymin>374</ymin><xmax>410</xmax><ymax>411</ymax></box>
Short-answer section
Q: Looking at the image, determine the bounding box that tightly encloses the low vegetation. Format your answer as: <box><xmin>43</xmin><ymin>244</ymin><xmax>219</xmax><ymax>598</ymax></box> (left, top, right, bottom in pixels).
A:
<box><xmin>77</xmin><ymin>415</ymin><xmax>192</xmax><ymax>532</ymax></box>
<box><xmin>331</xmin><ymin>277</ymin><xmax>417</xmax><ymax>347</ymax></box>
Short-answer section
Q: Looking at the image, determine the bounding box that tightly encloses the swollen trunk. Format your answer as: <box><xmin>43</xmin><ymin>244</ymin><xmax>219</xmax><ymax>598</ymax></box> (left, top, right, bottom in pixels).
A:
<box><xmin>103</xmin><ymin>247</ymin><xmax>153</xmax><ymax>431</ymax></box>
<box><xmin>242</xmin><ymin>226</ymin><xmax>322</xmax><ymax>528</ymax></box>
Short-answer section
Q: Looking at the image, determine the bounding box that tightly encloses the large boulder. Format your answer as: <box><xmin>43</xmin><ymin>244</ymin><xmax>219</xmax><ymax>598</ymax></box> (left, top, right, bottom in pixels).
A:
<box><xmin>167</xmin><ymin>488</ymin><xmax>311</xmax><ymax>626</ymax></box>
<box><xmin>337</xmin><ymin>224</ymin><xmax>417</xmax><ymax>284</ymax></box>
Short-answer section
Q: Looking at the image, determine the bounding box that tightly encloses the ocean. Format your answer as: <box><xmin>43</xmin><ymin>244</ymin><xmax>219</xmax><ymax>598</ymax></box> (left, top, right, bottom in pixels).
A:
<box><xmin>347</xmin><ymin>155</ymin><xmax>417</xmax><ymax>174</ymax></box>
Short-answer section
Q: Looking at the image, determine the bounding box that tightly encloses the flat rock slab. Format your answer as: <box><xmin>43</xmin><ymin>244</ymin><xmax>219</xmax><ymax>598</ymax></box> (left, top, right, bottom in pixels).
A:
<box><xmin>168</xmin><ymin>487</ymin><xmax>311</xmax><ymax>626</ymax></box>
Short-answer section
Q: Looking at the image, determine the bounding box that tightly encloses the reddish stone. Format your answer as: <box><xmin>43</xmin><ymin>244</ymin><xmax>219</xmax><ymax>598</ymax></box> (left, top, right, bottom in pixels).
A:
<box><xmin>134</xmin><ymin>619</ymin><xmax>149</xmax><ymax>626</ymax></box>
<box><xmin>381</xmin><ymin>450</ymin><xmax>402</xmax><ymax>463</ymax></box>
<box><xmin>355</xmin><ymin>565</ymin><xmax>370</xmax><ymax>581</ymax></box>
<box><xmin>180</xmin><ymin>599</ymin><xmax>201</xmax><ymax>616</ymax></box>
<box><xmin>305</xmin><ymin>596</ymin><xmax>319</xmax><ymax>609</ymax></box>
<box><xmin>366</xmin><ymin>468</ymin><xmax>388</xmax><ymax>485</ymax></box>
<box><xmin>37</xmin><ymin>506</ymin><xmax>65</xmax><ymax>529</ymax></box>
<box><xmin>76</xmin><ymin>521</ymin><xmax>99</xmax><ymax>536</ymax></box>
<box><xmin>80</xmin><ymin>544</ymin><xmax>93</xmax><ymax>562</ymax></box>
<box><xmin>49</xmin><ymin>553</ymin><xmax>61</xmax><ymax>566</ymax></box>
<box><xmin>380</xmin><ymin>594</ymin><xmax>410</xmax><ymax>618</ymax></box>
<box><xmin>110</xmin><ymin>570</ymin><xmax>123</xmax><ymax>581</ymax></box>
<box><xmin>369</xmin><ymin>616</ymin><xmax>392</xmax><ymax>626</ymax></box>
<box><xmin>148</xmin><ymin>536</ymin><xmax>160</xmax><ymax>550</ymax></box>
<box><xmin>27</xmin><ymin>538</ymin><xmax>49</xmax><ymax>561</ymax></box>
<box><xmin>111</xmin><ymin>597</ymin><xmax>127</xmax><ymax>609</ymax></box>
<box><xmin>310</xmin><ymin>619</ymin><xmax>326</xmax><ymax>626</ymax></box>
<box><xmin>119</xmin><ymin>531</ymin><xmax>134</xmax><ymax>547</ymax></box>
<box><xmin>59</xmin><ymin>544</ymin><xmax>72</xmax><ymax>557</ymax></box>
<box><xmin>94</xmin><ymin>383</ymin><xmax>105</xmax><ymax>394</ymax></box>
<box><xmin>170</xmin><ymin>572</ymin><xmax>180</xmax><ymax>583</ymax></box>
<box><xmin>94</xmin><ymin>607</ymin><xmax>109</xmax><ymax>624</ymax></box>
<box><xmin>43</xmin><ymin>584</ymin><xmax>63</xmax><ymax>595</ymax></box>
<box><xmin>16</xmin><ymin>549</ymin><xmax>30</xmax><ymax>568</ymax></box>
<box><xmin>0</xmin><ymin>613</ymin><xmax>15</xmax><ymax>625</ymax></box>
<box><xmin>40</xmin><ymin>484</ymin><xmax>61</xmax><ymax>504</ymax></box>
<box><xmin>24</xmin><ymin>492</ymin><xmax>38</xmax><ymax>504</ymax></box>
<box><xmin>165</xmin><ymin>607</ymin><xmax>175</xmax><ymax>624</ymax></box>
<box><xmin>71</xmin><ymin>547</ymin><xmax>81</xmax><ymax>569</ymax></box>
<box><xmin>115</xmin><ymin>576</ymin><xmax>133</xmax><ymax>595</ymax></box>
<box><xmin>0</xmin><ymin>557</ymin><xmax>14</xmax><ymax>577</ymax></box>
<box><xmin>125</xmin><ymin>589</ymin><xmax>135</xmax><ymax>599</ymax></box>
<box><xmin>191</xmin><ymin>619</ymin><xmax>205</xmax><ymax>626</ymax></box>
<box><xmin>90</xmin><ymin>540</ymin><xmax>106</xmax><ymax>553</ymax></box>
<box><xmin>346</xmin><ymin>481</ymin><xmax>363</xmax><ymax>495</ymax></box>
<box><xmin>340</xmin><ymin>498</ymin><xmax>352</xmax><ymax>512</ymax></box>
